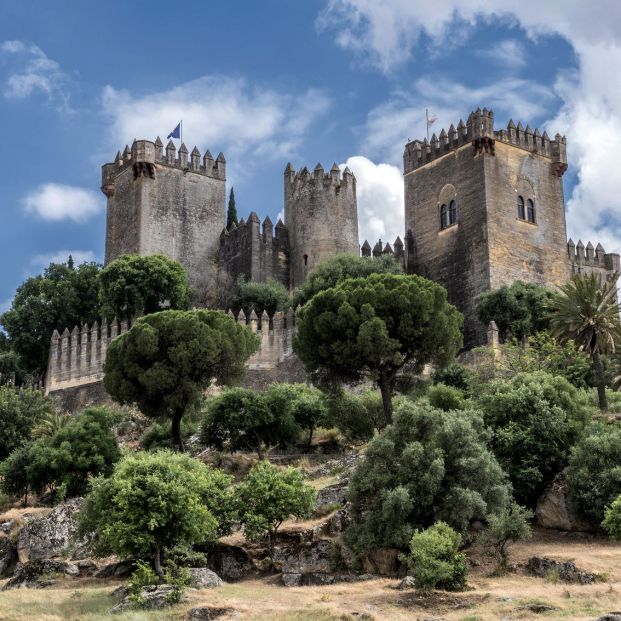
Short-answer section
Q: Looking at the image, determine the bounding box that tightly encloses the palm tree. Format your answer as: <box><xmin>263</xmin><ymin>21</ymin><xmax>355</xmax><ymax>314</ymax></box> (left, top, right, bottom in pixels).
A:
<box><xmin>549</xmin><ymin>272</ymin><xmax>621</xmax><ymax>411</ymax></box>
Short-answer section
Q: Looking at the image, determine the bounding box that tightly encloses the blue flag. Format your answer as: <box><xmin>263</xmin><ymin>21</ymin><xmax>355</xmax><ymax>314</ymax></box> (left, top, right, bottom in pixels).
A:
<box><xmin>167</xmin><ymin>122</ymin><xmax>181</xmax><ymax>140</ymax></box>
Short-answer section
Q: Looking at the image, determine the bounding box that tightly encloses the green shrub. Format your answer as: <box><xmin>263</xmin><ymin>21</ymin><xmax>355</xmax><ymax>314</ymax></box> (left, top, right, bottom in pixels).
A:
<box><xmin>343</xmin><ymin>401</ymin><xmax>509</xmax><ymax>553</ymax></box>
<box><xmin>476</xmin><ymin>371</ymin><xmax>590</xmax><ymax>508</ymax></box>
<box><xmin>427</xmin><ymin>383</ymin><xmax>465</xmax><ymax>411</ymax></box>
<box><xmin>566</xmin><ymin>423</ymin><xmax>621</xmax><ymax>524</ymax></box>
<box><xmin>602</xmin><ymin>495</ymin><xmax>621</xmax><ymax>540</ymax></box>
<box><xmin>432</xmin><ymin>363</ymin><xmax>474</xmax><ymax>392</ymax></box>
<box><xmin>325</xmin><ymin>388</ymin><xmax>387</xmax><ymax>443</ymax></box>
<box><xmin>402</xmin><ymin>522</ymin><xmax>468</xmax><ymax>591</ymax></box>
<box><xmin>232</xmin><ymin>276</ymin><xmax>290</xmax><ymax>317</ymax></box>
<box><xmin>140</xmin><ymin>419</ymin><xmax>198</xmax><ymax>451</ymax></box>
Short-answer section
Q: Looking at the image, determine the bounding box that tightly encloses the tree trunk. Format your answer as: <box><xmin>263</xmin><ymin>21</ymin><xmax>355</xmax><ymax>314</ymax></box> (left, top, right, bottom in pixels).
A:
<box><xmin>378</xmin><ymin>375</ymin><xmax>393</xmax><ymax>425</ymax></box>
<box><xmin>307</xmin><ymin>427</ymin><xmax>314</xmax><ymax>452</ymax></box>
<box><xmin>153</xmin><ymin>544</ymin><xmax>164</xmax><ymax>582</ymax></box>
<box><xmin>592</xmin><ymin>347</ymin><xmax>608</xmax><ymax>412</ymax></box>
<box><xmin>171</xmin><ymin>413</ymin><xmax>184</xmax><ymax>452</ymax></box>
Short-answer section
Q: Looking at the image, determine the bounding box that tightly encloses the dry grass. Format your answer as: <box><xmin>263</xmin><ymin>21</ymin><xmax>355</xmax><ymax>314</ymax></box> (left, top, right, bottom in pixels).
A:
<box><xmin>0</xmin><ymin>531</ymin><xmax>620</xmax><ymax>620</ymax></box>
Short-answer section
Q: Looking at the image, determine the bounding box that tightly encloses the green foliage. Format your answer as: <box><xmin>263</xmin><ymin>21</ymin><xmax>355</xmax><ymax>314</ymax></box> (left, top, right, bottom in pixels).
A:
<box><xmin>235</xmin><ymin>461</ymin><xmax>316</xmax><ymax>551</ymax></box>
<box><xmin>290</xmin><ymin>388</ymin><xmax>329</xmax><ymax>447</ymax></box>
<box><xmin>232</xmin><ymin>276</ymin><xmax>290</xmax><ymax>317</ymax></box>
<box><xmin>480</xmin><ymin>502</ymin><xmax>533</xmax><ymax>571</ymax></box>
<box><xmin>427</xmin><ymin>383</ymin><xmax>465</xmax><ymax>411</ymax></box>
<box><xmin>402</xmin><ymin>522</ymin><xmax>468</xmax><ymax>591</ymax></box>
<box><xmin>201</xmin><ymin>386</ymin><xmax>299</xmax><ymax>458</ymax></box>
<box><xmin>104</xmin><ymin>309</ymin><xmax>259</xmax><ymax>450</ymax></box>
<box><xmin>295</xmin><ymin>273</ymin><xmax>463</xmax><ymax>423</ymax></box>
<box><xmin>0</xmin><ymin>443</ymin><xmax>31</xmax><ymax>499</ymax></box>
<box><xmin>476</xmin><ymin>371</ymin><xmax>590</xmax><ymax>508</ymax></box>
<box><xmin>1</xmin><ymin>259</ymin><xmax>102</xmax><ymax>374</ymax></box>
<box><xmin>432</xmin><ymin>363</ymin><xmax>474</xmax><ymax>392</ymax></box>
<box><xmin>31</xmin><ymin>411</ymin><xmax>71</xmax><ymax>439</ymax></box>
<box><xmin>602</xmin><ymin>495</ymin><xmax>621</xmax><ymax>540</ymax></box>
<box><xmin>566</xmin><ymin>423</ymin><xmax>621</xmax><ymax>524</ymax></box>
<box><xmin>293</xmin><ymin>253</ymin><xmax>403</xmax><ymax>307</ymax></box>
<box><xmin>139</xmin><ymin>418</ymin><xmax>198</xmax><ymax>451</ymax></box>
<box><xmin>80</xmin><ymin>451</ymin><xmax>234</xmax><ymax>571</ymax></box>
<box><xmin>343</xmin><ymin>400</ymin><xmax>509</xmax><ymax>553</ymax></box>
<box><xmin>476</xmin><ymin>280</ymin><xmax>555</xmax><ymax>342</ymax></box>
<box><xmin>99</xmin><ymin>254</ymin><xmax>191</xmax><ymax>321</ymax></box>
<box><xmin>0</xmin><ymin>386</ymin><xmax>54</xmax><ymax>460</ymax></box>
<box><xmin>226</xmin><ymin>187</ymin><xmax>238</xmax><ymax>230</ymax></box>
<box><xmin>324</xmin><ymin>388</ymin><xmax>386</xmax><ymax>442</ymax></box>
<box><xmin>0</xmin><ymin>349</ymin><xmax>26</xmax><ymax>386</ymax></box>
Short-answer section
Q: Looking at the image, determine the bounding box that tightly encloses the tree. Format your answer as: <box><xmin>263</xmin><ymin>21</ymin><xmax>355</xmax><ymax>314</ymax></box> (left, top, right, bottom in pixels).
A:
<box><xmin>232</xmin><ymin>276</ymin><xmax>290</xmax><ymax>317</ymax></box>
<box><xmin>401</xmin><ymin>522</ymin><xmax>468</xmax><ymax>591</ymax></box>
<box><xmin>480</xmin><ymin>502</ymin><xmax>533</xmax><ymax>572</ymax></box>
<box><xmin>0</xmin><ymin>386</ymin><xmax>53</xmax><ymax>461</ymax></box>
<box><xmin>476</xmin><ymin>280</ymin><xmax>556</xmax><ymax>342</ymax></box>
<box><xmin>79</xmin><ymin>451</ymin><xmax>234</xmax><ymax>579</ymax></box>
<box><xmin>324</xmin><ymin>389</ymin><xmax>380</xmax><ymax>442</ymax></box>
<box><xmin>295</xmin><ymin>273</ymin><xmax>463</xmax><ymax>423</ymax></box>
<box><xmin>1</xmin><ymin>259</ymin><xmax>102</xmax><ymax>374</ymax></box>
<box><xmin>603</xmin><ymin>495</ymin><xmax>621</xmax><ymax>540</ymax></box>
<box><xmin>235</xmin><ymin>461</ymin><xmax>316</xmax><ymax>555</ymax></box>
<box><xmin>0</xmin><ymin>444</ymin><xmax>32</xmax><ymax>505</ymax></box>
<box><xmin>566</xmin><ymin>422</ymin><xmax>621</xmax><ymax>525</ymax></box>
<box><xmin>290</xmin><ymin>388</ymin><xmax>329</xmax><ymax>449</ymax></box>
<box><xmin>99</xmin><ymin>254</ymin><xmax>191</xmax><ymax>321</ymax></box>
<box><xmin>427</xmin><ymin>383</ymin><xmax>465</xmax><ymax>411</ymax></box>
<box><xmin>293</xmin><ymin>253</ymin><xmax>403</xmax><ymax>307</ymax></box>
<box><xmin>226</xmin><ymin>187</ymin><xmax>238</xmax><ymax>230</ymax></box>
<box><xmin>104</xmin><ymin>309</ymin><xmax>259</xmax><ymax>451</ymax></box>
<box><xmin>549</xmin><ymin>273</ymin><xmax>621</xmax><ymax>411</ymax></box>
<box><xmin>343</xmin><ymin>400</ymin><xmax>510</xmax><ymax>554</ymax></box>
<box><xmin>476</xmin><ymin>371</ymin><xmax>590</xmax><ymax>508</ymax></box>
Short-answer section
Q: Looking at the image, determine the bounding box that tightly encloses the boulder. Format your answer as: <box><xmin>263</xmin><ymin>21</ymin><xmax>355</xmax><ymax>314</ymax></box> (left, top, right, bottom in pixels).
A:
<box><xmin>594</xmin><ymin>615</ymin><xmax>621</xmax><ymax>621</ymax></box>
<box><xmin>0</xmin><ymin>537</ymin><xmax>17</xmax><ymax>577</ymax></box>
<box><xmin>282</xmin><ymin>572</ymin><xmax>374</xmax><ymax>587</ymax></box>
<box><xmin>398</xmin><ymin>575</ymin><xmax>416</xmax><ymax>590</ymax></box>
<box><xmin>2</xmin><ymin>559</ymin><xmax>79</xmax><ymax>589</ymax></box>
<box><xmin>111</xmin><ymin>584</ymin><xmax>187</xmax><ymax>613</ymax></box>
<box><xmin>187</xmin><ymin>567</ymin><xmax>224</xmax><ymax>589</ymax></box>
<box><xmin>1</xmin><ymin>520</ymin><xmax>15</xmax><ymax>534</ymax></box>
<box><xmin>525</xmin><ymin>557</ymin><xmax>597</xmax><ymax>584</ymax></box>
<box><xmin>315</xmin><ymin>480</ymin><xmax>348</xmax><ymax>514</ymax></box>
<box><xmin>273</xmin><ymin>539</ymin><xmax>332</xmax><ymax>575</ymax></box>
<box><xmin>203</xmin><ymin>543</ymin><xmax>256</xmax><ymax>581</ymax></box>
<box><xmin>535</xmin><ymin>475</ymin><xmax>594</xmax><ymax>531</ymax></box>
<box><xmin>187</xmin><ymin>607</ymin><xmax>236</xmax><ymax>620</ymax></box>
<box><xmin>361</xmin><ymin>548</ymin><xmax>404</xmax><ymax>576</ymax></box>
<box><xmin>517</xmin><ymin>603</ymin><xmax>558</xmax><ymax>613</ymax></box>
<box><xmin>93</xmin><ymin>559</ymin><xmax>135</xmax><ymax>578</ymax></box>
<box><xmin>17</xmin><ymin>498</ymin><xmax>91</xmax><ymax>562</ymax></box>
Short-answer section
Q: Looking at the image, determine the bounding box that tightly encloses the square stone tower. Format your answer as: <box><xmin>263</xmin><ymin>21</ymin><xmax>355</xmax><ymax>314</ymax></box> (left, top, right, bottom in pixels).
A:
<box><xmin>403</xmin><ymin>108</ymin><xmax>569</xmax><ymax>345</ymax></box>
<box><xmin>101</xmin><ymin>138</ymin><xmax>226</xmax><ymax>305</ymax></box>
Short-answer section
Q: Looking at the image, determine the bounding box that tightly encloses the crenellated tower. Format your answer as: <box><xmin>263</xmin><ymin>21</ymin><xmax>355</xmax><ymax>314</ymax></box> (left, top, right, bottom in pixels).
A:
<box><xmin>101</xmin><ymin>138</ymin><xmax>226</xmax><ymax>305</ymax></box>
<box><xmin>284</xmin><ymin>162</ymin><xmax>359</xmax><ymax>289</ymax></box>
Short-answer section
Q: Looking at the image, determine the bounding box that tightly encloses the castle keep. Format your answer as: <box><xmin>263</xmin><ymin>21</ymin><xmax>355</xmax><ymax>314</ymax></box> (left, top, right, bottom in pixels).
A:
<box><xmin>46</xmin><ymin>106</ymin><xmax>620</xmax><ymax>395</ymax></box>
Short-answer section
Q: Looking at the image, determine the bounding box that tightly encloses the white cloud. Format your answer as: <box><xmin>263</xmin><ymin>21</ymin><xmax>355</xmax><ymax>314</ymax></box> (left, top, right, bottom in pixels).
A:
<box><xmin>101</xmin><ymin>77</ymin><xmax>331</xmax><ymax>168</ymax></box>
<box><xmin>320</xmin><ymin>0</ymin><xmax>621</xmax><ymax>253</ymax></box>
<box><xmin>30</xmin><ymin>250</ymin><xmax>99</xmax><ymax>269</ymax></box>
<box><xmin>0</xmin><ymin>40</ymin><xmax>71</xmax><ymax>112</ymax></box>
<box><xmin>23</xmin><ymin>183</ymin><xmax>103</xmax><ymax>223</ymax></box>
<box><xmin>341</xmin><ymin>156</ymin><xmax>403</xmax><ymax>246</ymax></box>
<box><xmin>476</xmin><ymin>39</ymin><xmax>526</xmax><ymax>67</ymax></box>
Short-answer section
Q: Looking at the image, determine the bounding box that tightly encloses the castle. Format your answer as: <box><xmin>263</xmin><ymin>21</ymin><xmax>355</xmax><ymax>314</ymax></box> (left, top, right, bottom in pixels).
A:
<box><xmin>45</xmin><ymin>107</ymin><xmax>619</xmax><ymax>397</ymax></box>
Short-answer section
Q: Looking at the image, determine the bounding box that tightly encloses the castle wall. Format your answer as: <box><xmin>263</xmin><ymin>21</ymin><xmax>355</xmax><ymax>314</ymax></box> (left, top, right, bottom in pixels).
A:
<box><xmin>285</xmin><ymin>164</ymin><xmax>359</xmax><ymax>290</ymax></box>
<box><xmin>567</xmin><ymin>240</ymin><xmax>620</xmax><ymax>281</ymax></box>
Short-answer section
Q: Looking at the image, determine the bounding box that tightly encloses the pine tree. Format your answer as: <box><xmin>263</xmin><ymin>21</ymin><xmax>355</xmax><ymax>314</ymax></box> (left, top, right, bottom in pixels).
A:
<box><xmin>227</xmin><ymin>187</ymin><xmax>238</xmax><ymax>230</ymax></box>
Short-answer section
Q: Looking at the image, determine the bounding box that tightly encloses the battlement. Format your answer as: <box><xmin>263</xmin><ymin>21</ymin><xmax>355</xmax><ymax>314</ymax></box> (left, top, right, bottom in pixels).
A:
<box><xmin>284</xmin><ymin>162</ymin><xmax>355</xmax><ymax>194</ymax></box>
<box><xmin>567</xmin><ymin>239</ymin><xmax>621</xmax><ymax>272</ymax></box>
<box><xmin>404</xmin><ymin>108</ymin><xmax>568</xmax><ymax>176</ymax></box>
<box><xmin>220</xmin><ymin>214</ymin><xmax>288</xmax><ymax>245</ymax></box>
<box><xmin>101</xmin><ymin>138</ymin><xmax>226</xmax><ymax>196</ymax></box>
<box><xmin>360</xmin><ymin>236</ymin><xmax>405</xmax><ymax>266</ymax></box>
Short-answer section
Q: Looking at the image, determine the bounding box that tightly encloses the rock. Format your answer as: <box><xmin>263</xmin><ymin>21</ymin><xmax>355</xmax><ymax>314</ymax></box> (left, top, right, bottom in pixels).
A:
<box><xmin>535</xmin><ymin>475</ymin><xmax>594</xmax><ymax>531</ymax></box>
<box><xmin>281</xmin><ymin>572</ymin><xmax>302</xmax><ymax>587</ymax></box>
<box><xmin>202</xmin><ymin>543</ymin><xmax>256</xmax><ymax>581</ymax></box>
<box><xmin>0</xmin><ymin>537</ymin><xmax>18</xmax><ymax>578</ymax></box>
<box><xmin>2</xmin><ymin>559</ymin><xmax>79</xmax><ymax>589</ymax></box>
<box><xmin>111</xmin><ymin>584</ymin><xmax>187</xmax><ymax>613</ymax></box>
<box><xmin>1</xmin><ymin>520</ymin><xmax>15</xmax><ymax>534</ymax></box>
<box><xmin>75</xmin><ymin>559</ymin><xmax>97</xmax><ymax>575</ymax></box>
<box><xmin>526</xmin><ymin>557</ymin><xmax>597</xmax><ymax>584</ymax></box>
<box><xmin>187</xmin><ymin>607</ymin><xmax>236</xmax><ymax>620</ymax></box>
<box><xmin>322</xmin><ymin>506</ymin><xmax>352</xmax><ymax>536</ymax></box>
<box><xmin>17</xmin><ymin>498</ymin><xmax>91</xmax><ymax>562</ymax></box>
<box><xmin>187</xmin><ymin>567</ymin><xmax>224</xmax><ymax>588</ymax></box>
<box><xmin>315</xmin><ymin>480</ymin><xmax>348</xmax><ymax>514</ymax></box>
<box><xmin>517</xmin><ymin>603</ymin><xmax>558</xmax><ymax>613</ymax></box>
<box><xmin>282</xmin><ymin>572</ymin><xmax>374</xmax><ymax>587</ymax></box>
<box><xmin>594</xmin><ymin>614</ymin><xmax>621</xmax><ymax>621</ymax></box>
<box><xmin>361</xmin><ymin>548</ymin><xmax>404</xmax><ymax>576</ymax></box>
<box><xmin>93</xmin><ymin>559</ymin><xmax>135</xmax><ymax>578</ymax></box>
<box><xmin>273</xmin><ymin>539</ymin><xmax>332</xmax><ymax>575</ymax></box>
<box><xmin>398</xmin><ymin>575</ymin><xmax>416</xmax><ymax>590</ymax></box>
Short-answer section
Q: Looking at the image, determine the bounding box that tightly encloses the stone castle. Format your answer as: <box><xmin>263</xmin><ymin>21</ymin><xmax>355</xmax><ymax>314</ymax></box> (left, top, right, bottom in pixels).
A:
<box><xmin>46</xmin><ymin>107</ymin><xmax>619</xmax><ymax>397</ymax></box>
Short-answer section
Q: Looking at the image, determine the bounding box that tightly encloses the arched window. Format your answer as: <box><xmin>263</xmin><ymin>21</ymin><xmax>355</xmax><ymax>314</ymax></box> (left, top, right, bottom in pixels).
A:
<box><xmin>440</xmin><ymin>204</ymin><xmax>448</xmax><ymax>229</ymax></box>
<box><xmin>449</xmin><ymin>200</ymin><xmax>457</xmax><ymax>225</ymax></box>
<box><xmin>303</xmin><ymin>254</ymin><xmax>308</xmax><ymax>266</ymax></box>
<box><xmin>527</xmin><ymin>199</ymin><xmax>535</xmax><ymax>223</ymax></box>
<box><xmin>517</xmin><ymin>195</ymin><xmax>525</xmax><ymax>220</ymax></box>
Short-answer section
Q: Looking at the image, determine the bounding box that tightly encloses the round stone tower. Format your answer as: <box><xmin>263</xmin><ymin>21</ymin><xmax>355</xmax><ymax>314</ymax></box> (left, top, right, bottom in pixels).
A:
<box><xmin>284</xmin><ymin>162</ymin><xmax>359</xmax><ymax>289</ymax></box>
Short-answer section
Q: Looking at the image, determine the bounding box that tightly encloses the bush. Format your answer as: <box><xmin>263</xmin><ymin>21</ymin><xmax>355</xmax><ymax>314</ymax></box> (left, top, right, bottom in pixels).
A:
<box><xmin>480</xmin><ymin>502</ymin><xmax>533</xmax><ymax>571</ymax></box>
<box><xmin>235</xmin><ymin>461</ymin><xmax>316</xmax><ymax>553</ymax></box>
<box><xmin>325</xmin><ymin>388</ymin><xmax>387</xmax><ymax>443</ymax></box>
<box><xmin>432</xmin><ymin>363</ymin><xmax>474</xmax><ymax>392</ymax></box>
<box><xmin>290</xmin><ymin>389</ymin><xmax>329</xmax><ymax>448</ymax></box>
<box><xmin>566</xmin><ymin>423</ymin><xmax>621</xmax><ymax>525</ymax></box>
<box><xmin>602</xmin><ymin>495</ymin><xmax>621</xmax><ymax>540</ymax></box>
<box><xmin>427</xmin><ymin>383</ymin><xmax>465</xmax><ymax>411</ymax></box>
<box><xmin>232</xmin><ymin>277</ymin><xmax>290</xmax><ymax>317</ymax></box>
<box><xmin>402</xmin><ymin>522</ymin><xmax>468</xmax><ymax>591</ymax></box>
<box><xmin>343</xmin><ymin>401</ymin><xmax>509</xmax><ymax>553</ymax></box>
<box><xmin>140</xmin><ymin>419</ymin><xmax>198</xmax><ymax>451</ymax></box>
<box><xmin>476</xmin><ymin>371</ymin><xmax>590</xmax><ymax>508</ymax></box>
<box><xmin>80</xmin><ymin>450</ymin><xmax>234</xmax><ymax>576</ymax></box>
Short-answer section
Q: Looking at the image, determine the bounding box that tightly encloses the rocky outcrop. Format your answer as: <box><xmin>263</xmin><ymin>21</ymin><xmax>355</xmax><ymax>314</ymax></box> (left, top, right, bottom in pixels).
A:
<box><xmin>17</xmin><ymin>498</ymin><xmax>91</xmax><ymax>562</ymax></box>
<box><xmin>93</xmin><ymin>559</ymin><xmax>135</xmax><ymax>578</ymax></box>
<box><xmin>315</xmin><ymin>481</ymin><xmax>348</xmax><ymax>514</ymax></box>
<box><xmin>535</xmin><ymin>475</ymin><xmax>594</xmax><ymax>532</ymax></box>
<box><xmin>361</xmin><ymin>548</ymin><xmax>405</xmax><ymax>577</ymax></box>
<box><xmin>525</xmin><ymin>557</ymin><xmax>597</xmax><ymax>584</ymax></box>
<box><xmin>187</xmin><ymin>607</ymin><xmax>236</xmax><ymax>620</ymax></box>
<box><xmin>0</xmin><ymin>537</ymin><xmax>17</xmax><ymax>577</ymax></box>
<box><xmin>187</xmin><ymin>567</ymin><xmax>224</xmax><ymax>588</ymax></box>
<box><xmin>111</xmin><ymin>584</ymin><xmax>187</xmax><ymax>613</ymax></box>
<box><xmin>2</xmin><ymin>559</ymin><xmax>80</xmax><ymax>589</ymax></box>
<box><xmin>594</xmin><ymin>614</ymin><xmax>621</xmax><ymax>621</ymax></box>
<box><xmin>202</xmin><ymin>543</ymin><xmax>257</xmax><ymax>581</ymax></box>
<box><xmin>281</xmin><ymin>572</ymin><xmax>374</xmax><ymax>587</ymax></box>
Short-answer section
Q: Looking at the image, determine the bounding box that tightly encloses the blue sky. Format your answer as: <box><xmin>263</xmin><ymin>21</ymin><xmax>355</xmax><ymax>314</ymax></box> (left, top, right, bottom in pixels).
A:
<box><xmin>1</xmin><ymin>0</ymin><xmax>620</xmax><ymax>312</ymax></box>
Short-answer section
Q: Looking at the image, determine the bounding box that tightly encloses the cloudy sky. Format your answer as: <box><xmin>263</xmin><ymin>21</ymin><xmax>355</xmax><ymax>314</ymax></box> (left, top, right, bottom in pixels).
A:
<box><xmin>1</xmin><ymin>0</ymin><xmax>620</xmax><ymax>310</ymax></box>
